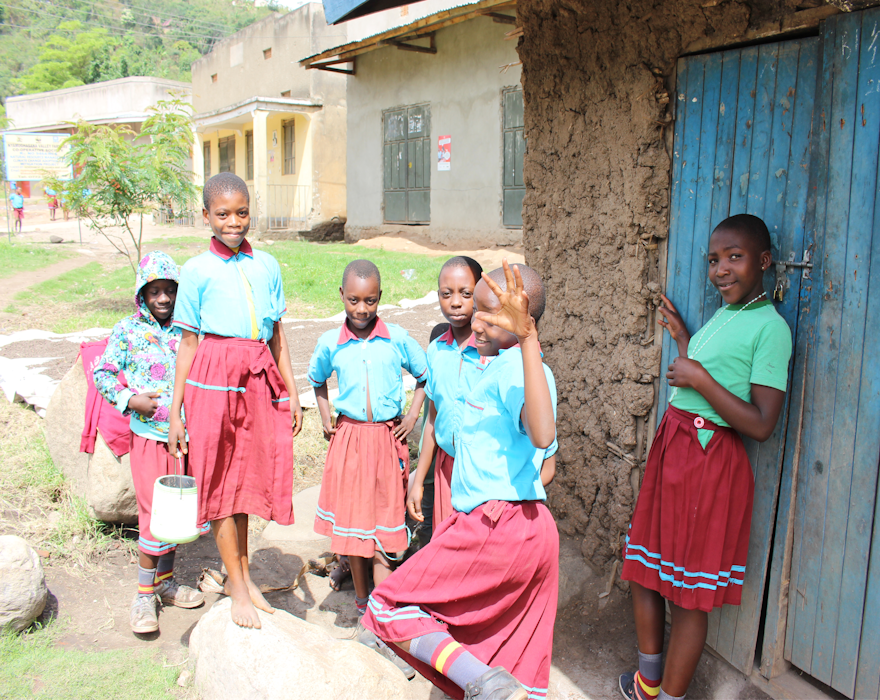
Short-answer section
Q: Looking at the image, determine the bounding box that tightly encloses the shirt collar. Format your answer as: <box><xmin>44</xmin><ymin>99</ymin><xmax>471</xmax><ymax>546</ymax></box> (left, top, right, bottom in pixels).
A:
<box><xmin>210</xmin><ymin>236</ymin><xmax>254</xmax><ymax>261</ymax></box>
<box><xmin>438</xmin><ymin>327</ymin><xmax>478</xmax><ymax>350</ymax></box>
<box><xmin>337</xmin><ymin>317</ymin><xmax>391</xmax><ymax>345</ymax></box>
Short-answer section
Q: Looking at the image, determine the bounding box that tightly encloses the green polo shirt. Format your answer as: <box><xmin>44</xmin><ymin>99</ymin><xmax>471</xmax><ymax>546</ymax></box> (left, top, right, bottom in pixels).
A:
<box><xmin>670</xmin><ymin>300</ymin><xmax>792</xmax><ymax>432</ymax></box>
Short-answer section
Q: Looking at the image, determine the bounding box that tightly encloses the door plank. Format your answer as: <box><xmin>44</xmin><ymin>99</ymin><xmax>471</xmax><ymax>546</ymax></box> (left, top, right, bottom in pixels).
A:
<box><xmin>784</xmin><ymin>20</ymin><xmax>836</xmax><ymax>667</ymax></box>
<box><xmin>852</xmin><ymin>21</ymin><xmax>880</xmax><ymax>699</ymax></box>
<box><xmin>787</xmin><ymin>13</ymin><xmax>858</xmax><ymax>682</ymax></box>
<box><xmin>725</xmin><ymin>41</ymin><xmax>810</xmax><ymax>674</ymax></box>
<box><xmin>804</xmin><ymin>12</ymin><xmax>864</xmax><ymax>689</ymax></box>
<box><xmin>659</xmin><ymin>57</ymin><xmax>704</xmax><ymax>423</ymax></box>
<box><xmin>685</xmin><ymin>52</ymin><xmax>723</xmax><ymax>334</ymax></box>
<box><xmin>830</xmin><ymin>9</ymin><xmax>880</xmax><ymax>694</ymax></box>
<box><xmin>759</xmin><ymin>36</ymin><xmax>820</xmax><ymax>679</ymax></box>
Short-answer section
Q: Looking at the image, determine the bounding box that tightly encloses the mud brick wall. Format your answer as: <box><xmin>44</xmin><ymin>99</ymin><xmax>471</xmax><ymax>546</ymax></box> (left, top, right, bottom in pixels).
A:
<box><xmin>516</xmin><ymin>0</ymin><xmax>798</xmax><ymax>570</ymax></box>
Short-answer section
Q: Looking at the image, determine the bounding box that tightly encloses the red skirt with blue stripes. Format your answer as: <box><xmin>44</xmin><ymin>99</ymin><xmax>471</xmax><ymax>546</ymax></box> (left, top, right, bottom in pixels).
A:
<box><xmin>184</xmin><ymin>335</ymin><xmax>294</xmax><ymax>527</ymax></box>
<box><xmin>621</xmin><ymin>405</ymin><xmax>754</xmax><ymax>612</ymax></box>
<box><xmin>364</xmin><ymin>500</ymin><xmax>558</xmax><ymax>700</ymax></box>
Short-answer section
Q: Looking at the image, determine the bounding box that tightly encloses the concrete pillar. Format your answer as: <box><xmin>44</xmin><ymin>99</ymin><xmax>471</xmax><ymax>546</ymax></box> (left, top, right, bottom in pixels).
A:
<box><xmin>192</xmin><ymin>129</ymin><xmax>205</xmax><ymax>191</ymax></box>
<box><xmin>253</xmin><ymin>109</ymin><xmax>269</xmax><ymax>235</ymax></box>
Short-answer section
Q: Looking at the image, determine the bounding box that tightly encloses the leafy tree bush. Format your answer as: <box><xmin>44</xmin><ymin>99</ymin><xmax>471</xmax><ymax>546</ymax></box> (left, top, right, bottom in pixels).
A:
<box><xmin>45</xmin><ymin>96</ymin><xmax>198</xmax><ymax>272</ymax></box>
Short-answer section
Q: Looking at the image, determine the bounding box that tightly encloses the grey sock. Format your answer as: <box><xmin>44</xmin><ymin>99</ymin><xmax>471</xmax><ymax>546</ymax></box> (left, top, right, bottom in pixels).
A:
<box><xmin>137</xmin><ymin>565</ymin><xmax>157</xmax><ymax>598</ymax></box>
<box><xmin>638</xmin><ymin>650</ymin><xmax>663</xmax><ymax>684</ymax></box>
<box><xmin>658</xmin><ymin>689</ymin><xmax>685</xmax><ymax>700</ymax></box>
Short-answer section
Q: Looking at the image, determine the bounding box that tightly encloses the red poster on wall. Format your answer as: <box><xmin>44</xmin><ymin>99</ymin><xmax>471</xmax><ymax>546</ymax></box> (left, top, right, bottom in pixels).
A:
<box><xmin>438</xmin><ymin>135</ymin><xmax>451</xmax><ymax>171</ymax></box>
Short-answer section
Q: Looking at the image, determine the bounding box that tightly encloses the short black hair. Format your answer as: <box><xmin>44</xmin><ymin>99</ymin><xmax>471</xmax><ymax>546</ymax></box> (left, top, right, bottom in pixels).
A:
<box><xmin>430</xmin><ymin>322</ymin><xmax>450</xmax><ymax>343</ymax></box>
<box><xmin>439</xmin><ymin>256</ymin><xmax>483</xmax><ymax>285</ymax></box>
<box><xmin>713</xmin><ymin>214</ymin><xmax>772</xmax><ymax>253</ymax></box>
<box><xmin>484</xmin><ymin>264</ymin><xmax>546</xmax><ymax>322</ymax></box>
<box><xmin>203</xmin><ymin>173</ymin><xmax>250</xmax><ymax>210</ymax></box>
<box><xmin>342</xmin><ymin>259</ymin><xmax>381</xmax><ymax>289</ymax></box>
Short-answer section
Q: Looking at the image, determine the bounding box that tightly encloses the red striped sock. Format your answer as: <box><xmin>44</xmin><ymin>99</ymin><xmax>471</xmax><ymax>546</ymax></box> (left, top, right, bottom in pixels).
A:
<box><xmin>634</xmin><ymin>671</ymin><xmax>661</xmax><ymax>699</ymax></box>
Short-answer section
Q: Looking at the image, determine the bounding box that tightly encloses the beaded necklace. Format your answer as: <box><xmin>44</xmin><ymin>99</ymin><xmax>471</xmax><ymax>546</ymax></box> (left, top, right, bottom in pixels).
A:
<box><xmin>669</xmin><ymin>291</ymin><xmax>766</xmax><ymax>402</ymax></box>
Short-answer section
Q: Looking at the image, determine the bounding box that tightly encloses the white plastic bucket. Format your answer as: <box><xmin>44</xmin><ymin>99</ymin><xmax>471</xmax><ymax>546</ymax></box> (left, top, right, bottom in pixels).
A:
<box><xmin>149</xmin><ymin>473</ymin><xmax>200</xmax><ymax>545</ymax></box>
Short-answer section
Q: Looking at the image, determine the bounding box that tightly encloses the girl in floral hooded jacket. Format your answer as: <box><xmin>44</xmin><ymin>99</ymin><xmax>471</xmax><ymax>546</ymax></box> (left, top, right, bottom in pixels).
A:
<box><xmin>94</xmin><ymin>251</ymin><xmax>206</xmax><ymax>636</ymax></box>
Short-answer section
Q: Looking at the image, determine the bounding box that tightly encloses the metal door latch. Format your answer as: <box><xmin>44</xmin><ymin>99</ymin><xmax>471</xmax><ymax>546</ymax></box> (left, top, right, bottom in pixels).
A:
<box><xmin>774</xmin><ymin>247</ymin><xmax>814</xmax><ymax>302</ymax></box>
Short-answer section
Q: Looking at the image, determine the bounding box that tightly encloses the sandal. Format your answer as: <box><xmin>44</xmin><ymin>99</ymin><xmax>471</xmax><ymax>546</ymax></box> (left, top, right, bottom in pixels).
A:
<box><xmin>329</xmin><ymin>555</ymin><xmax>351</xmax><ymax>592</ymax></box>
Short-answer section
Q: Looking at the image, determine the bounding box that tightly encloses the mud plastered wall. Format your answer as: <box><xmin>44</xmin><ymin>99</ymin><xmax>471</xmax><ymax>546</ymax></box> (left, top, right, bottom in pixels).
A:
<box><xmin>516</xmin><ymin>0</ymin><xmax>796</xmax><ymax>570</ymax></box>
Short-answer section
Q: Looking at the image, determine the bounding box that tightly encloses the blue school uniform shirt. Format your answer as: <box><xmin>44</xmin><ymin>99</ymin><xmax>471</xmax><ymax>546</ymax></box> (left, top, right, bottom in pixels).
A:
<box><xmin>9</xmin><ymin>193</ymin><xmax>23</xmax><ymax>208</ymax></box>
<box><xmin>451</xmin><ymin>346</ymin><xmax>557</xmax><ymax>514</ymax></box>
<box><xmin>425</xmin><ymin>328</ymin><xmax>488</xmax><ymax>455</ymax></box>
<box><xmin>173</xmin><ymin>237</ymin><xmax>286</xmax><ymax>340</ymax></box>
<box><xmin>308</xmin><ymin>317</ymin><xmax>427</xmax><ymax>423</ymax></box>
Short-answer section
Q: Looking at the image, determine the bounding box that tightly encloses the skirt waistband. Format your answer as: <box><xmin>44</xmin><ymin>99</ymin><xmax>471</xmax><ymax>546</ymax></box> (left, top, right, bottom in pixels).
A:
<box><xmin>203</xmin><ymin>333</ymin><xmax>267</xmax><ymax>346</ymax></box>
<box><xmin>337</xmin><ymin>414</ymin><xmax>400</xmax><ymax>429</ymax></box>
<box><xmin>665</xmin><ymin>404</ymin><xmax>732</xmax><ymax>433</ymax></box>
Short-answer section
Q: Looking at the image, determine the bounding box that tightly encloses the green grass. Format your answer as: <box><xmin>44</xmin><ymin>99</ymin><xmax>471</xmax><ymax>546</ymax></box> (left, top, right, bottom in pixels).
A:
<box><xmin>263</xmin><ymin>241</ymin><xmax>443</xmax><ymax>317</ymax></box>
<box><xmin>0</xmin><ymin>241</ymin><xmax>73</xmax><ymax>279</ymax></box>
<box><xmin>0</xmin><ymin>397</ymin><xmax>121</xmax><ymax>565</ymax></box>
<box><xmin>6</xmin><ymin>239</ymin><xmax>444</xmax><ymax>332</ymax></box>
<box><xmin>0</xmin><ymin>628</ymin><xmax>180</xmax><ymax>700</ymax></box>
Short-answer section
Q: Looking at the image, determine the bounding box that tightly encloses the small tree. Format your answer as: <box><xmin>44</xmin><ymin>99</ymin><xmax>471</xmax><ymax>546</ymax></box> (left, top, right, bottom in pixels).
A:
<box><xmin>54</xmin><ymin>95</ymin><xmax>198</xmax><ymax>272</ymax></box>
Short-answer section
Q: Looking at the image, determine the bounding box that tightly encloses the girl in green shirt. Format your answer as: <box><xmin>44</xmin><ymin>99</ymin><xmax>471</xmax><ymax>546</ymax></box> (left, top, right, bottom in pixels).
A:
<box><xmin>619</xmin><ymin>214</ymin><xmax>793</xmax><ymax>700</ymax></box>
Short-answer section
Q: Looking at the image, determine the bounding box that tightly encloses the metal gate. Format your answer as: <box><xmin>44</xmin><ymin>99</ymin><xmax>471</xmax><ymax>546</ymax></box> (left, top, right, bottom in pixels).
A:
<box><xmin>383</xmin><ymin>104</ymin><xmax>430</xmax><ymax>224</ymax></box>
<box><xmin>663</xmin><ymin>8</ymin><xmax>880</xmax><ymax>697</ymax></box>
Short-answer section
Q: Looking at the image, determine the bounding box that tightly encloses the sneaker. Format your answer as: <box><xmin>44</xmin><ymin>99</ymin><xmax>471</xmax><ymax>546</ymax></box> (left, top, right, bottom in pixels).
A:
<box><xmin>154</xmin><ymin>577</ymin><xmax>205</xmax><ymax>609</ymax></box>
<box><xmin>130</xmin><ymin>593</ymin><xmax>159</xmax><ymax>634</ymax></box>
<box><xmin>619</xmin><ymin>671</ymin><xmax>636</xmax><ymax>700</ymax></box>
<box><xmin>463</xmin><ymin>667</ymin><xmax>528</xmax><ymax>700</ymax></box>
<box><xmin>356</xmin><ymin>623</ymin><xmax>417</xmax><ymax>680</ymax></box>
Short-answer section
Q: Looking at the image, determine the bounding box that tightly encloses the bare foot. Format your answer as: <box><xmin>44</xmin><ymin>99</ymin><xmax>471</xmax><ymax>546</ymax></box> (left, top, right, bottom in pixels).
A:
<box><xmin>245</xmin><ymin>578</ymin><xmax>275</xmax><ymax>614</ymax></box>
<box><xmin>224</xmin><ymin>580</ymin><xmax>262</xmax><ymax>629</ymax></box>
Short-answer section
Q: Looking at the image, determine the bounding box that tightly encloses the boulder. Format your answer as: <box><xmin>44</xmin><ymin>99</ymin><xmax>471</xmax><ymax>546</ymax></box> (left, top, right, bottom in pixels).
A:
<box><xmin>189</xmin><ymin>598</ymin><xmax>414</xmax><ymax>700</ymax></box>
<box><xmin>44</xmin><ymin>357</ymin><xmax>137</xmax><ymax>524</ymax></box>
<box><xmin>0</xmin><ymin>536</ymin><xmax>48</xmax><ymax>632</ymax></box>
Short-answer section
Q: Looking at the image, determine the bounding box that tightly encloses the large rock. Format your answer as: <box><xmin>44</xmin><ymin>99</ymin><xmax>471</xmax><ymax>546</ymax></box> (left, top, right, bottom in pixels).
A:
<box><xmin>44</xmin><ymin>356</ymin><xmax>137</xmax><ymax>524</ymax></box>
<box><xmin>189</xmin><ymin>598</ymin><xmax>414</xmax><ymax>700</ymax></box>
<box><xmin>0</xmin><ymin>536</ymin><xmax>48</xmax><ymax>632</ymax></box>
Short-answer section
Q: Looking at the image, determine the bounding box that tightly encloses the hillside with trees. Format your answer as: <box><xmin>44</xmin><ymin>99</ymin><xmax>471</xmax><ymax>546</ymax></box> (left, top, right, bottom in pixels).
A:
<box><xmin>0</xmin><ymin>0</ymin><xmax>278</xmax><ymax>108</ymax></box>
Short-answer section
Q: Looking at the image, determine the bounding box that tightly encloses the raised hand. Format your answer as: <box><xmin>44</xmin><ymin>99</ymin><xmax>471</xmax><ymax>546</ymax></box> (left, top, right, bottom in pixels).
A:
<box><xmin>657</xmin><ymin>293</ymin><xmax>690</xmax><ymax>354</ymax></box>
<box><xmin>475</xmin><ymin>259</ymin><xmax>535</xmax><ymax>341</ymax></box>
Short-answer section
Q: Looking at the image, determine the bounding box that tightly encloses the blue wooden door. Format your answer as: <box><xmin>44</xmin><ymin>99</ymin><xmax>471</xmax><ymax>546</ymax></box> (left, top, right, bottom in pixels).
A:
<box><xmin>662</xmin><ymin>37</ymin><xmax>819</xmax><ymax>675</ymax></box>
<box><xmin>759</xmin><ymin>9</ymin><xmax>880</xmax><ymax>698</ymax></box>
<box><xmin>665</xmin><ymin>9</ymin><xmax>880</xmax><ymax>698</ymax></box>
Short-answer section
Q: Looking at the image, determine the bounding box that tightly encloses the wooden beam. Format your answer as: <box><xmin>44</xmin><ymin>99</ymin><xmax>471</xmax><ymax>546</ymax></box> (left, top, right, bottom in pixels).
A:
<box><xmin>383</xmin><ymin>33</ymin><xmax>437</xmax><ymax>54</ymax></box>
<box><xmin>308</xmin><ymin>58</ymin><xmax>356</xmax><ymax>75</ymax></box>
<box><xmin>684</xmin><ymin>5</ymin><xmax>839</xmax><ymax>55</ymax></box>
<box><xmin>307</xmin><ymin>56</ymin><xmax>355</xmax><ymax>68</ymax></box>
<box><xmin>485</xmin><ymin>12</ymin><xmax>516</xmax><ymax>24</ymax></box>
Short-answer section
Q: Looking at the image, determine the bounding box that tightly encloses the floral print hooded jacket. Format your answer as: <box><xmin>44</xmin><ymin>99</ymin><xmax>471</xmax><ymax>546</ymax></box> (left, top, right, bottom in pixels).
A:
<box><xmin>93</xmin><ymin>251</ymin><xmax>182</xmax><ymax>439</ymax></box>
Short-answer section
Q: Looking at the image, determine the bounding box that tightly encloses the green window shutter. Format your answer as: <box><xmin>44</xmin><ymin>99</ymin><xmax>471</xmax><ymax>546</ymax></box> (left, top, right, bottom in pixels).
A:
<box><xmin>383</xmin><ymin>104</ymin><xmax>430</xmax><ymax>224</ymax></box>
<box><xmin>246</xmin><ymin>131</ymin><xmax>254</xmax><ymax>180</ymax></box>
<box><xmin>502</xmin><ymin>87</ymin><xmax>525</xmax><ymax>228</ymax></box>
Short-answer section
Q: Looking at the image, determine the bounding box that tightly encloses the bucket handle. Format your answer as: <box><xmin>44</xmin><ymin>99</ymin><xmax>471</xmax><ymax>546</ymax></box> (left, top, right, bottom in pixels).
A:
<box><xmin>175</xmin><ymin>455</ymin><xmax>184</xmax><ymax>499</ymax></box>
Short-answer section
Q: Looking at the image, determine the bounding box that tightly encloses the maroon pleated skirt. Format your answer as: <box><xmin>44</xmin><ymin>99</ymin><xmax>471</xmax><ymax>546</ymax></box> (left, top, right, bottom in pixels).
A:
<box><xmin>432</xmin><ymin>448</ymin><xmax>455</xmax><ymax>534</ymax></box>
<box><xmin>184</xmin><ymin>335</ymin><xmax>294</xmax><ymax>527</ymax></box>
<box><xmin>621</xmin><ymin>405</ymin><xmax>754</xmax><ymax>612</ymax></box>
<box><xmin>365</xmin><ymin>500</ymin><xmax>559</xmax><ymax>700</ymax></box>
<box><xmin>314</xmin><ymin>415</ymin><xmax>410</xmax><ymax>558</ymax></box>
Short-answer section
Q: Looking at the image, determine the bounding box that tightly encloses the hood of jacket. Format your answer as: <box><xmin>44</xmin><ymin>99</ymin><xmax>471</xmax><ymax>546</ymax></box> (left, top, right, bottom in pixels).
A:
<box><xmin>135</xmin><ymin>251</ymin><xmax>179</xmax><ymax>324</ymax></box>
